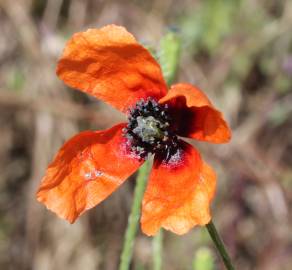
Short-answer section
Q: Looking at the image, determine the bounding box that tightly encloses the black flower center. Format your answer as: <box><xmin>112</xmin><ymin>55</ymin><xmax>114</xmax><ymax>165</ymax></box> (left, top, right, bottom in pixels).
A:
<box><xmin>123</xmin><ymin>98</ymin><xmax>179</xmax><ymax>160</ymax></box>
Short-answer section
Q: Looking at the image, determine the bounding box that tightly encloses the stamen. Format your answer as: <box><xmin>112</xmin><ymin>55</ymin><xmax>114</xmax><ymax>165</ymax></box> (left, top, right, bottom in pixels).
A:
<box><xmin>123</xmin><ymin>98</ymin><xmax>179</xmax><ymax>160</ymax></box>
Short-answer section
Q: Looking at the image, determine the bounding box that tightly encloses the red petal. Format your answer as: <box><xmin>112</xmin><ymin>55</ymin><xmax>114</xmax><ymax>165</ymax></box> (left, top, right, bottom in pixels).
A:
<box><xmin>36</xmin><ymin>124</ymin><xmax>142</xmax><ymax>223</ymax></box>
<box><xmin>159</xmin><ymin>83</ymin><xmax>231</xmax><ymax>143</ymax></box>
<box><xmin>57</xmin><ymin>25</ymin><xmax>167</xmax><ymax>113</ymax></box>
<box><xmin>141</xmin><ymin>142</ymin><xmax>216</xmax><ymax>235</ymax></box>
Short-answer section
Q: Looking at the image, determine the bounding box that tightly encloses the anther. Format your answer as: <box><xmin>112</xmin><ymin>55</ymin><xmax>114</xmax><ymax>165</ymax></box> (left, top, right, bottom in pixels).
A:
<box><xmin>123</xmin><ymin>98</ymin><xmax>178</xmax><ymax>160</ymax></box>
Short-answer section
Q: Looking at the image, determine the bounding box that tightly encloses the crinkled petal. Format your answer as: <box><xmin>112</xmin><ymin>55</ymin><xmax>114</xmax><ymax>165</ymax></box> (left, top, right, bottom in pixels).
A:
<box><xmin>141</xmin><ymin>142</ymin><xmax>216</xmax><ymax>235</ymax></box>
<box><xmin>159</xmin><ymin>83</ymin><xmax>231</xmax><ymax>143</ymax></box>
<box><xmin>57</xmin><ymin>25</ymin><xmax>167</xmax><ymax>113</ymax></box>
<box><xmin>36</xmin><ymin>123</ymin><xmax>142</xmax><ymax>223</ymax></box>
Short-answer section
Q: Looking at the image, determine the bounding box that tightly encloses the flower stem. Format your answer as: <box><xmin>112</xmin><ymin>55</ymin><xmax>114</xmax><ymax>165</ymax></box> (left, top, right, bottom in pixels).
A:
<box><xmin>152</xmin><ymin>229</ymin><xmax>163</xmax><ymax>270</ymax></box>
<box><xmin>119</xmin><ymin>161</ymin><xmax>151</xmax><ymax>270</ymax></box>
<box><xmin>206</xmin><ymin>221</ymin><xmax>235</xmax><ymax>270</ymax></box>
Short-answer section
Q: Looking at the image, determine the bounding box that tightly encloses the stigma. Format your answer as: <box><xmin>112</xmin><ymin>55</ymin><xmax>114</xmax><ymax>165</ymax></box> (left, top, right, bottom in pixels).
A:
<box><xmin>123</xmin><ymin>98</ymin><xmax>179</xmax><ymax>160</ymax></box>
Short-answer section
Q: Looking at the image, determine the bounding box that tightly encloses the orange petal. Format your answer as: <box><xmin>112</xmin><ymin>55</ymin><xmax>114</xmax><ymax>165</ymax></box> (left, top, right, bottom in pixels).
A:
<box><xmin>141</xmin><ymin>142</ymin><xmax>216</xmax><ymax>235</ymax></box>
<box><xmin>57</xmin><ymin>25</ymin><xmax>167</xmax><ymax>113</ymax></box>
<box><xmin>36</xmin><ymin>123</ymin><xmax>142</xmax><ymax>223</ymax></box>
<box><xmin>159</xmin><ymin>83</ymin><xmax>231</xmax><ymax>143</ymax></box>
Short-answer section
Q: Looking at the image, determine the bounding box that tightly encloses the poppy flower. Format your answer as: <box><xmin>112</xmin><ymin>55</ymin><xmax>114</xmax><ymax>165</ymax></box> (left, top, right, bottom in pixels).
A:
<box><xmin>36</xmin><ymin>25</ymin><xmax>231</xmax><ymax>236</ymax></box>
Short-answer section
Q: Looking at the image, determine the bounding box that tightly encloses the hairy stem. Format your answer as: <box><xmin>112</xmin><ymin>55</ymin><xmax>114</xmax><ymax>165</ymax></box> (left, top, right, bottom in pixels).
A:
<box><xmin>119</xmin><ymin>161</ymin><xmax>151</xmax><ymax>270</ymax></box>
<box><xmin>152</xmin><ymin>29</ymin><xmax>181</xmax><ymax>270</ymax></box>
<box><xmin>206</xmin><ymin>221</ymin><xmax>235</xmax><ymax>270</ymax></box>
<box><xmin>152</xmin><ymin>229</ymin><xmax>163</xmax><ymax>270</ymax></box>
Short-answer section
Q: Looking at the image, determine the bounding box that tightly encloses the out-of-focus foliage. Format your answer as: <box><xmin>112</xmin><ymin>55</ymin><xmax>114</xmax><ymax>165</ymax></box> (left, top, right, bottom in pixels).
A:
<box><xmin>7</xmin><ymin>69</ymin><xmax>25</xmax><ymax>92</ymax></box>
<box><xmin>180</xmin><ymin>0</ymin><xmax>240</xmax><ymax>54</ymax></box>
<box><xmin>192</xmin><ymin>247</ymin><xmax>214</xmax><ymax>270</ymax></box>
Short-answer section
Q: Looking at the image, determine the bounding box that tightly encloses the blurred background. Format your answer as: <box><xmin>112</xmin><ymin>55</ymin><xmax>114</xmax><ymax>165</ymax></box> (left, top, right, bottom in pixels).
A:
<box><xmin>0</xmin><ymin>0</ymin><xmax>291</xmax><ymax>269</ymax></box>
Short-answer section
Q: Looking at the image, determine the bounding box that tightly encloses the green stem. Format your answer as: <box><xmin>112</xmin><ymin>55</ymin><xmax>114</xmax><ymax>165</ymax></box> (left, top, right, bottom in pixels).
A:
<box><xmin>119</xmin><ymin>161</ymin><xmax>151</xmax><ymax>270</ymax></box>
<box><xmin>150</xmin><ymin>30</ymin><xmax>181</xmax><ymax>270</ymax></box>
<box><xmin>206</xmin><ymin>221</ymin><xmax>235</xmax><ymax>270</ymax></box>
<box><xmin>152</xmin><ymin>229</ymin><xmax>163</xmax><ymax>270</ymax></box>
